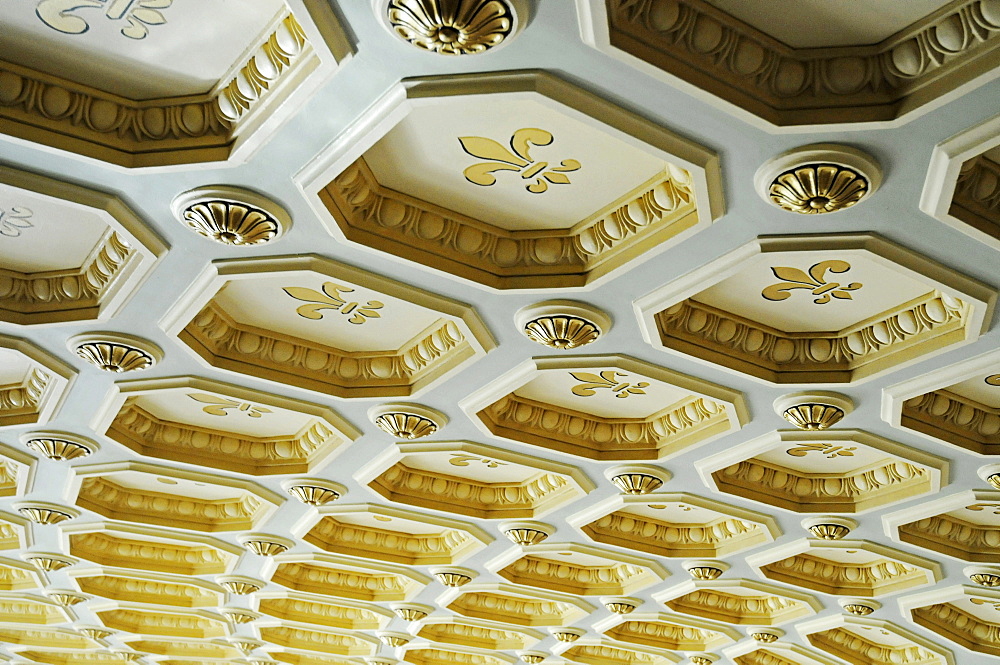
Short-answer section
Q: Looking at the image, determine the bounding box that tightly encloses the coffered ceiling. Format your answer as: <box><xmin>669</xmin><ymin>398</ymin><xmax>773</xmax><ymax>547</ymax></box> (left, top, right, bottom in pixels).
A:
<box><xmin>0</xmin><ymin>2</ymin><xmax>999</xmax><ymax>665</ymax></box>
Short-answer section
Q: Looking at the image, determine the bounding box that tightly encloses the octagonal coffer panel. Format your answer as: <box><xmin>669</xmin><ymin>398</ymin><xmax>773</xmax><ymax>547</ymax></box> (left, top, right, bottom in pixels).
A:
<box><xmin>411</xmin><ymin>616</ymin><xmax>543</xmax><ymax>651</ymax></box>
<box><xmin>901</xmin><ymin>585</ymin><xmax>1000</xmax><ymax>657</ymax></box>
<box><xmin>0</xmin><ymin>337</ymin><xmax>74</xmax><ymax>430</ymax></box>
<box><xmin>68</xmin><ymin>461</ymin><xmax>282</xmax><ymax>532</ymax></box>
<box><xmin>580</xmin><ymin>0</ymin><xmax>1000</xmax><ymax>129</ymax></box>
<box><xmin>62</xmin><ymin>524</ymin><xmax>241</xmax><ymax>576</ymax></box>
<box><xmin>885</xmin><ymin>347</ymin><xmax>1000</xmax><ymax>455</ymax></box>
<box><xmin>653</xmin><ymin>578</ymin><xmax>821</xmax><ymax>626</ymax></box>
<box><xmin>439</xmin><ymin>582</ymin><xmax>594</xmax><ymax>627</ymax></box>
<box><xmin>568</xmin><ymin>492</ymin><xmax>779</xmax><ymax>559</ymax></box>
<box><xmin>295</xmin><ymin>503</ymin><xmax>492</xmax><ymax>566</ymax></box>
<box><xmin>251</xmin><ymin>591</ymin><xmax>393</xmax><ymax>631</ymax></box>
<box><xmin>487</xmin><ymin>542</ymin><xmax>667</xmax><ymax>597</ymax></box>
<box><xmin>0</xmin><ymin>166</ymin><xmax>165</xmax><ymax>324</ymax></box>
<box><xmin>885</xmin><ymin>489</ymin><xmax>1000</xmax><ymax>563</ymax></box>
<box><xmin>357</xmin><ymin>440</ymin><xmax>594</xmax><ymax>519</ymax></box>
<box><xmin>554</xmin><ymin>637</ymin><xmax>681</xmax><ymax>665</ymax></box>
<box><xmin>92</xmin><ymin>375</ymin><xmax>359</xmax><ymax>475</ymax></box>
<box><xmin>462</xmin><ymin>355</ymin><xmax>746</xmax><ymax>461</ymax></box>
<box><xmin>296</xmin><ymin>70</ymin><xmax>723</xmax><ymax>290</ymax></box>
<box><xmin>636</xmin><ymin>234</ymin><xmax>995</xmax><ymax>385</ymax></box>
<box><xmin>747</xmin><ymin>538</ymin><xmax>941</xmax><ymax>598</ymax></box>
<box><xmin>162</xmin><ymin>255</ymin><xmax>494</xmax><ymax>399</ymax></box>
<box><xmin>798</xmin><ymin>615</ymin><xmax>953</xmax><ymax>665</ymax></box>
<box><xmin>595</xmin><ymin>611</ymin><xmax>741</xmax><ymax>652</ymax></box>
<box><xmin>0</xmin><ymin>2</ymin><xmax>350</xmax><ymax>167</ymax></box>
<box><xmin>697</xmin><ymin>429</ymin><xmax>947</xmax><ymax>514</ymax></box>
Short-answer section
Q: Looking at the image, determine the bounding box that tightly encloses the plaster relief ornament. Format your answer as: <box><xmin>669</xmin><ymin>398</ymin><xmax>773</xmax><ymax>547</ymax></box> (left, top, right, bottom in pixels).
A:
<box><xmin>0</xmin><ymin>206</ymin><xmax>33</xmax><ymax>237</ymax></box>
<box><xmin>570</xmin><ymin>371</ymin><xmax>649</xmax><ymax>398</ymax></box>
<box><xmin>35</xmin><ymin>0</ymin><xmax>173</xmax><ymax>39</ymax></box>
<box><xmin>385</xmin><ymin>0</ymin><xmax>518</xmax><ymax>55</ymax></box>
<box><xmin>369</xmin><ymin>403</ymin><xmax>446</xmax><ymax>439</ymax></box>
<box><xmin>460</xmin><ymin>128</ymin><xmax>581</xmax><ymax>193</ymax></box>
<box><xmin>774</xmin><ymin>392</ymin><xmax>854</xmax><ymax>430</ymax></box>
<box><xmin>70</xmin><ymin>333</ymin><xmax>161</xmax><ymax>373</ymax></box>
<box><xmin>516</xmin><ymin>301</ymin><xmax>611</xmax><ymax>350</ymax></box>
<box><xmin>172</xmin><ymin>186</ymin><xmax>290</xmax><ymax>246</ymax></box>
<box><xmin>755</xmin><ymin>144</ymin><xmax>882</xmax><ymax>214</ymax></box>
<box><xmin>23</xmin><ymin>432</ymin><xmax>95</xmax><ymax>461</ymax></box>
<box><xmin>283</xmin><ymin>479</ymin><xmax>344</xmax><ymax>506</ymax></box>
<box><xmin>762</xmin><ymin>261</ymin><xmax>862</xmax><ymax>304</ymax></box>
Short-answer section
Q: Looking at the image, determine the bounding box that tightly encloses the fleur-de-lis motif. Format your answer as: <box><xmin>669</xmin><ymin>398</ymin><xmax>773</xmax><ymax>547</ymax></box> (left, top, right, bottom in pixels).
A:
<box><xmin>0</xmin><ymin>207</ymin><xmax>34</xmax><ymax>237</ymax></box>
<box><xmin>986</xmin><ymin>374</ymin><xmax>1000</xmax><ymax>386</ymax></box>
<box><xmin>570</xmin><ymin>371</ymin><xmax>649</xmax><ymax>398</ymax></box>
<box><xmin>448</xmin><ymin>454</ymin><xmax>506</xmax><ymax>469</ymax></box>
<box><xmin>761</xmin><ymin>260</ymin><xmax>862</xmax><ymax>305</ymax></box>
<box><xmin>283</xmin><ymin>283</ymin><xmax>384</xmax><ymax>324</ymax></box>
<box><xmin>188</xmin><ymin>394</ymin><xmax>271</xmax><ymax>418</ymax></box>
<box><xmin>35</xmin><ymin>0</ymin><xmax>172</xmax><ymax>39</ymax></box>
<box><xmin>459</xmin><ymin>128</ymin><xmax>581</xmax><ymax>194</ymax></box>
<box><xmin>785</xmin><ymin>442</ymin><xmax>857</xmax><ymax>458</ymax></box>
<box><xmin>971</xmin><ymin>597</ymin><xmax>1000</xmax><ymax>610</ymax></box>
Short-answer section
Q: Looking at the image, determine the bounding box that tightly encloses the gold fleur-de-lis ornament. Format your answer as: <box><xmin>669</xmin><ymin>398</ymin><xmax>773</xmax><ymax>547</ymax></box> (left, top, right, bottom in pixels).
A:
<box><xmin>460</xmin><ymin>128</ymin><xmax>581</xmax><ymax>194</ymax></box>
<box><xmin>762</xmin><ymin>260</ymin><xmax>862</xmax><ymax>305</ymax></box>
<box><xmin>283</xmin><ymin>282</ymin><xmax>384</xmax><ymax>324</ymax></box>
<box><xmin>570</xmin><ymin>371</ymin><xmax>648</xmax><ymax>398</ymax></box>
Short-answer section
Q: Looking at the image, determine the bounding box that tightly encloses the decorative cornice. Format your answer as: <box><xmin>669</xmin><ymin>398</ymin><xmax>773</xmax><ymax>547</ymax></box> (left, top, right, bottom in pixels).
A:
<box><xmin>562</xmin><ymin>644</ymin><xmax>666</xmax><ymax>665</ymax></box>
<box><xmin>181</xmin><ymin>300</ymin><xmax>471</xmax><ymax>398</ymax></box>
<box><xmin>0</xmin><ymin>368</ymin><xmax>49</xmax><ymax>423</ymax></box>
<box><xmin>97</xmin><ymin>608</ymin><xmax>226</xmax><ymax>638</ymax></box>
<box><xmin>385</xmin><ymin>0</ymin><xmax>517</xmax><ymax>55</ymax></box>
<box><xmin>417</xmin><ymin>620</ymin><xmax>533</xmax><ymax>650</ymax></box>
<box><xmin>712</xmin><ymin>458</ymin><xmax>930</xmax><ymax>513</ymax></box>
<box><xmin>654</xmin><ymin>291</ymin><xmax>968</xmax><ymax>383</ymax></box>
<box><xmin>371</xmin><ymin>463</ymin><xmax>571</xmax><ymax>520</ymax></box>
<box><xmin>480</xmin><ymin>392</ymin><xmax>726</xmax><ymax>460</ymax></box>
<box><xmin>0</xmin><ymin>232</ymin><xmax>135</xmax><ymax>320</ymax></box>
<box><xmin>75</xmin><ymin>574</ymin><xmax>218</xmax><ymax>608</ymax></box>
<box><xmin>76</xmin><ymin>476</ymin><xmax>264</xmax><ymax>532</ymax></box>
<box><xmin>0</xmin><ymin>598</ymin><xmax>64</xmax><ymax>623</ymax></box>
<box><xmin>912</xmin><ymin>603</ymin><xmax>1000</xmax><ymax>657</ymax></box>
<box><xmin>605</xmin><ymin>619</ymin><xmax>726</xmax><ymax>651</ymax></box>
<box><xmin>257</xmin><ymin>596</ymin><xmax>387</xmax><ymax>630</ymax></box>
<box><xmin>108</xmin><ymin>403</ymin><xmax>337</xmax><ymax>475</ymax></box>
<box><xmin>215</xmin><ymin>15</ymin><xmax>309</xmax><ymax>124</ymax></box>
<box><xmin>322</xmin><ymin>158</ymin><xmax>695</xmax><ymax>289</ymax></box>
<box><xmin>761</xmin><ymin>554</ymin><xmax>926</xmax><ymax>596</ymax></box>
<box><xmin>900</xmin><ymin>389</ymin><xmax>1000</xmax><ymax>454</ymax></box>
<box><xmin>605</xmin><ymin>0</ymin><xmax>1000</xmax><ymax>126</ymax></box>
<box><xmin>583</xmin><ymin>512</ymin><xmax>765</xmax><ymax>557</ymax></box>
<box><xmin>808</xmin><ymin>627</ymin><xmax>941</xmax><ymax>665</ymax></box>
<box><xmin>951</xmin><ymin>154</ymin><xmax>1000</xmax><ymax>243</ymax></box>
<box><xmin>259</xmin><ymin>624</ymin><xmax>375</xmax><ymax>652</ymax></box>
<box><xmin>272</xmin><ymin>561</ymin><xmax>420</xmax><ymax>602</ymax></box>
<box><xmin>898</xmin><ymin>511</ymin><xmax>1000</xmax><ymax>561</ymax></box>
<box><xmin>304</xmin><ymin>516</ymin><xmax>484</xmax><ymax>565</ymax></box>
<box><xmin>68</xmin><ymin>532</ymin><xmax>232</xmax><ymax>576</ymax></box>
<box><xmin>447</xmin><ymin>591</ymin><xmax>583</xmax><ymax>626</ymax></box>
<box><xmin>667</xmin><ymin>589</ymin><xmax>808</xmax><ymax>625</ymax></box>
<box><xmin>499</xmin><ymin>556</ymin><xmax>651</xmax><ymax>596</ymax></box>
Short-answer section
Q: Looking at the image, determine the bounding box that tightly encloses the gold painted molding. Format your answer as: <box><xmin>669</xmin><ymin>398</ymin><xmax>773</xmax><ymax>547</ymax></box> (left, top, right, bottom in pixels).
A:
<box><xmin>588</xmin><ymin>0</ymin><xmax>1000</xmax><ymax>128</ymax></box>
<box><xmin>901</xmin><ymin>389</ymin><xmax>999</xmax><ymax>454</ymax></box>
<box><xmin>254</xmin><ymin>593</ymin><xmax>393</xmax><ymax>631</ymax></box>
<box><xmin>413</xmin><ymin>617</ymin><xmax>542</xmax><ymax>651</ymax></box>
<box><xmin>66</xmin><ymin>528</ymin><xmax>238</xmax><ymax>576</ymax></box>
<box><xmin>270</xmin><ymin>555</ymin><xmax>429</xmax><ymax>602</ymax></box>
<box><xmin>949</xmin><ymin>153</ymin><xmax>1000</xmax><ymax>245</ymax></box>
<box><xmin>441</xmin><ymin>583</ymin><xmax>594</xmax><ymax>627</ymax></box>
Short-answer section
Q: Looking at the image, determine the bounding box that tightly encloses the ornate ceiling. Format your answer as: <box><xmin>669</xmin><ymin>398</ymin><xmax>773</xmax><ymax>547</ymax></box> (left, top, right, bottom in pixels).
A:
<box><xmin>0</xmin><ymin>2</ymin><xmax>999</xmax><ymax>665</ymax></box>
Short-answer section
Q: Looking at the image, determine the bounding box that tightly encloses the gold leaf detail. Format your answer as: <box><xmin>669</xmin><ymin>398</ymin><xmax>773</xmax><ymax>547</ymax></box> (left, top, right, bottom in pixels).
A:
<box><xmin>461</xmin><ymin>128</ymin><xmax>580</xmax><ymax>193</ymax></box>
<box><xmin>762</xmin><ymin>260</ymin><xmax>862</xmax><ymax>304</ymax></box>
<box><xmin>283</xmin><ymin>282</ymin><xmax>384</xmax><ymax>323</ymax></box>
<box><xmin>570</xmin><ymin>370</ymin><xmax>649</xmax><ymax>398</ymax></box>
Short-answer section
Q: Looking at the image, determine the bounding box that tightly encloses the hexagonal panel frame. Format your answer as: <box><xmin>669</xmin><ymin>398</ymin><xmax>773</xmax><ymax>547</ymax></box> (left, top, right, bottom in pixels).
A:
<box><xmin>91</xmin><ymin>375</ymin><xmax>360</xmax><ymax>476</ymax></box>
<box><xmin>594</xmin><ymin>611</ymin><xmax>742</xmax><ymax>652</ymax></box>
<box><xmin>696</xmin><ymin>429</ymin><xmax>948</xmax><ymax>514</ymax></box>
<box><xmin>635</xmin><ymin>234</ymin><xmax>995</xmax><ymax>385</ymax></box>
<box><xmin>296</xmin><ymin>70</ymin><xmax>723</xmax><ymax>290</ymax></box>
<box><xmin>552</xmin><ymin>636</ymin><xmax>682</xmax><ymax>665</ymax></box>
<box><xmin>267</xmin><ymin>552</ymin><xmax>430</xmax><ymax>603</ymax></box>
<box><xmin>462</xmin><ymin>355</ymin><xmax>747</xmax><ymax>461</ymax></box>
<box><xmin>410</xmin><ymin>616</ymin><xmax>544</xmax><ymax>652</ymax></box>
<box><xmin>357</xmin><ymin>440</ymin><xmax>594</xmax><ymax>519</ymax></box>
<box><xmin>438</xmin><ymin>582</ymin><xmax>595</xmax><ymax>628</ymax></box>
<box><xmin>568</xmin><ymin>492</ymin><xmax>779</xmax><ymax>559</ymax></box>
<box><xmin>162</xmin><ymin>255</ymin><xmax>495</xmax><ymax>399</ymax></box>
